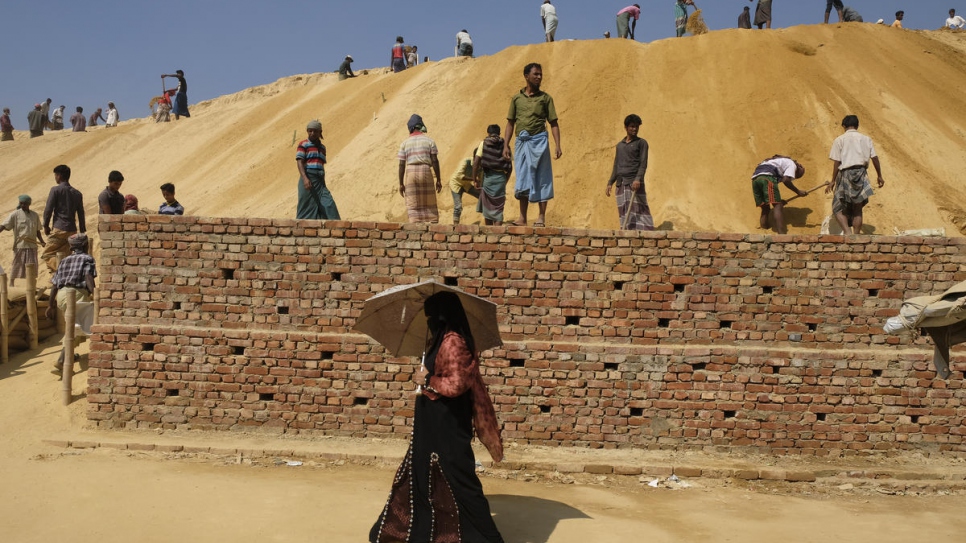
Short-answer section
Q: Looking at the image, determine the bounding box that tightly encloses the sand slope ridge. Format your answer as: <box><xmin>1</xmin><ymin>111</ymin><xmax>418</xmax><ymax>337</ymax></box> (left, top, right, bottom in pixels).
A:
<box><xmin>1</xmin><ymin>24</ymin><xmax>965</xmax><ymax>267</ymax></box>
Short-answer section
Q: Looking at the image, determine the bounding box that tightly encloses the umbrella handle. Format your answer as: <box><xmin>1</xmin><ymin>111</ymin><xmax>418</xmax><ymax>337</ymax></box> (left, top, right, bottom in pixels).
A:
<box><xmin>415</xmin><ymin>355</ymin><xmax>426</xmax><ymax>395</ymax></box>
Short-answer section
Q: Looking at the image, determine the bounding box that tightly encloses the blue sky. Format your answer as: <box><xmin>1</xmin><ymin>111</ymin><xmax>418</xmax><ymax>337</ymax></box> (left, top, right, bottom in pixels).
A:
<box><xmin>0</xmin><ymin>0</ymin><xmax>953</xmax><ymax>124</ymax></box>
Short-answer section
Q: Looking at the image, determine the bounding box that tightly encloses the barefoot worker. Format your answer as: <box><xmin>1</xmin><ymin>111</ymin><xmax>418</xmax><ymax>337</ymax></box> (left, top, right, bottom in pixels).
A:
<box><xmin>473</xmin><ymin>124</ymin><xmax>513</xmax><ymax>226</ymax></box>
<box><xmin>751</xmin><ymin>155</ymin><xmax>807</xmax><ymax>234</ymax></box>
<box><xmin>295</xmin><ymin>120</ymin><xmax>341</xmax><ymax>221</ymax></box>
<box><xmin>825</xmin><ymin>115</ymin><xmax>884</xmax><ymax>235</ymax></box>
<box><xmin>398</xmin><ymin>114</ymin><xmax>442</xmax><ymax>223</ymax></box>
<box><xmin>503</xmin><ymin>62</ymin><xmax>562</xmax><ymax>227</ymax></box>
<box><xmin>605</xmin><ymin>114</ymin><xmax>653</xmax><ymax>230</ymax></box>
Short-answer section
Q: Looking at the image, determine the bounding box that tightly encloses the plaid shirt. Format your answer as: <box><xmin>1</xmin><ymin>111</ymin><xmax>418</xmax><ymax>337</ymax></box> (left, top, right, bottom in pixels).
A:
<box><xmin>51</xmin><ymin>252</ymin><xmax>97</xmax><ymax>289</ymax></box>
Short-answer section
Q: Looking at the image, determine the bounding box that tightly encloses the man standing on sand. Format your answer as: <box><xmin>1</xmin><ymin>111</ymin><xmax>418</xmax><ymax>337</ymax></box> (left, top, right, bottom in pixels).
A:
<box><xmin>752</xmin><ymin>155</ymin><xmax>807</xmax><ymax>235</ymax></box>
<box><xmin>675</xmin><ymin>0</ymin><xmax>696</xmax><ymax>37</ymax></box>
<box><xmin>0</xmin><ymin>195</ymin><xmax>46</xmax><ymax>287</ymax></box>
<box><xmin>27</xmin><ymin>104</ymin><xmax>45</xmax><ymax>137</ymax></box>
<box><xmin>391</xmin><ymin>37</ymin><xmax>407</xmax><ymax>73</ymax></box>
<box><xmin>1</xmin><ymin>107</ymin><xmax>14</xmax><ymax>141</ymax></box>
<box><xmin>40</xmin><ymin>98</ymin><xmax>52</xmax><ymax>130</ymax></box>
<box><xmin>616</xmin><ymin>4</ymin><xmax>641</xmax><ymax>39</ymax></box>
<box><xmin>42</xmin><ymin>165</ymin><xmax>86</xmax><ymax>273</ymax></box>
<box><xmin>891</xmin><ymin>11</ymin><xmax>904</xmax><ymax>28</ymax></box>
<box><xmin>825</xmin><ymin>115</ymin><xmax>885</xmax><ymax>236</ymax></box>
<box><xmin>541</xmin><ymin>1</ymin><xmax>558</xmax><ymax>42</ymax></box>
<box><xmin>739</xmin><ymin>6</ymin><xmax>752</xmax><ymax>28</ymax></box>
<box><xmin>162</xmin><ymin>70</ymin><xmax>190</xmax><ymax>119</ymax></box>
<box><xmin>456</xmin><ymin>29</ymin><xmax>474</xmax><ymax>57</ymax></box>
<box><xmin>158</xmin><ymin>183</ymin><xmax>185</xmax><ymax>215</ymax></box>
<box><xmin>474</xmin><ymin>124</ymin><xmax>513</xmax><ymax>226</ymax></box>
<box><xmin>751</xmin><ymin>0</ymin><xmax>772</xmax><ymax>29</ymax></box>
<box><xmin>105</xmin><ymin>102</ymin><xmax>119</xmax><ymax>127</ymax></box>
<box><xmin>98</xmin><ymin>171</ymin><xmax>125</xmax><ymax>215</ymax></box>
<box><xmin>296</xmin><ymin>120</ymin><xmax>341</xmax><ymax>221</ymax></box>
<box><xmin>606</xmin><ymin>114</ymin><xmax>653</xmax><ymax>231</ymax></box>
<box><xmin>947</xmin><ymin>9</ymin><xmax>966</xmax><ymax>29</ymax></box>
<box><xmin>338</xmin><ymin>55</ymin><xmax>356</xmax><ymax>80</ymax></box>
<box><xmin>51</xmin><ymin>105</ymin><xmax>65</xmax><ymax>130</ymax></box>
<box><xmin>503</xmin><ymin>63</ymin><xmax>562</xmax><ymax>227</ymax></box>
<box><xmin>89</xmin><ymin>107</ymin><xmax>106</xmax><ymax>127</ymax></box>
<box><xmin>824</xmin><ymin>0</ymin><xmax>844</xmax><ymax>24</ymax></box>
<box><xmin>70</xmin><ymin>107</ymin><xmax>87</xmax><ymax>132</ymax></box>
<box><xmin>398</xmin><ymin>114</ymin><xmax>442</xmax><ymax>223</ymax></box>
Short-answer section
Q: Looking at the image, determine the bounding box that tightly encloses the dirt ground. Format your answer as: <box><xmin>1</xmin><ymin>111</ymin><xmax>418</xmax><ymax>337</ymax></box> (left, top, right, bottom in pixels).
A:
<box><xmin>2</xmin><ymin>341</ymin><xmax>966</xmax><ymax>543</ymax></box>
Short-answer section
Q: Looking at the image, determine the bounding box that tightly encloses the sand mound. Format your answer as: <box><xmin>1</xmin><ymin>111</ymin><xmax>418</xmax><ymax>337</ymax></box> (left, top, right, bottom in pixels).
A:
<box><xmin>1</xmin><ymin>24</ymin><xmax>965</xmax><ymax>274</ymax></box>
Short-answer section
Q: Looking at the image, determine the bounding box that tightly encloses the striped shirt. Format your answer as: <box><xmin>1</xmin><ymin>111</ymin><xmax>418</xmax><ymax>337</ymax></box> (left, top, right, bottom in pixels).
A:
<box><xmin>296</xmin><ymin>139</ymin><xmax>327</xmax><ymax>171</ymax></box>
<box><xmin>397</xmin><ymin>133</ymin><xmax>438</xmax><ymax>166</ymax></box>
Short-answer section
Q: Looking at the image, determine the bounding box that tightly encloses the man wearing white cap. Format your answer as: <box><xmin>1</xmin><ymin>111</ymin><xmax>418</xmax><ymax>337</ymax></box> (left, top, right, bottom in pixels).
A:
<box><xmin>339</xmin><ymin>55</ymin><xmax>356</xmax><ymax>80</ymax></box>
<box><xmin>296</xmin><ymin>120</ymin><xmax>341</xmax><ymax>220</ymax></box>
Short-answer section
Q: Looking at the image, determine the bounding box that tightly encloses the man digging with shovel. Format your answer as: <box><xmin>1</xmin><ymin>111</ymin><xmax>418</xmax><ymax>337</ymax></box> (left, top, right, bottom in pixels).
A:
<box><xmin>751</xmin><ymin>155</ymin><xmax>808</xmax><ymax>234</ymax></box>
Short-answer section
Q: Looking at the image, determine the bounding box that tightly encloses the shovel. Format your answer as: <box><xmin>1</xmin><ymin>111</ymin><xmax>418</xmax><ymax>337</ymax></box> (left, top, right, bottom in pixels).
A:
<box><xmin>783</xmin><ymin>181</ymin><xmax>830</xmax><ymax>204</ymax></box>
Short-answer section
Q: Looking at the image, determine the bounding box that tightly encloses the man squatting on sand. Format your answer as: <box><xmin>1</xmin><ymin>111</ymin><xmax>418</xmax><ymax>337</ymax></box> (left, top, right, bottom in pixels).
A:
<box><xmin>825</xmin><ymin>114</ymin><xmax>885</xmax><ymax>235</ymax></box>
<box><xmin>606</xmin><ymin>114</ymin><xmax>653</xmax><ymax>231</ymax></box>
<box><xmin>295</xmin><ymin>120</ymin><xmax>341</xmax><ymax>221</ymax></box>
<box><xmin>503</xmin><ymin>63</ymin><xmax>562</xmax><ymax>227</ymax></box>
<box><xmin>751</xmin><ymin>155</ymin><xmax>807</xmax><ymax>235</ymax></box>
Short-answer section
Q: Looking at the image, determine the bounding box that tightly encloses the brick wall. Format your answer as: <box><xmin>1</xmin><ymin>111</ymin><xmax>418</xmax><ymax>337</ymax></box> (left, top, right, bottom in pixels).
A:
<box><xmin>89</xmin><ymin>216</ymin><xmax>966</xmax><ymax>456</ymax></box>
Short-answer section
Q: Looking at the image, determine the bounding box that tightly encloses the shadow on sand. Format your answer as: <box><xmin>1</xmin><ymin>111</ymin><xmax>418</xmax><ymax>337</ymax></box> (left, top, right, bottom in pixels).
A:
<box><xmin>489</xmin><ymin>494</ymin><xmax>591</xmax><ymax>543</ymax></box>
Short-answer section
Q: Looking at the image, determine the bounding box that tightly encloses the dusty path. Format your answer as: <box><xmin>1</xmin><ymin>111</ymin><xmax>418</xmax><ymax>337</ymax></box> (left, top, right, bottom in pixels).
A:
<box><xmin>2</xmin><ymin>342</ymin><xmax>966</xmax><ymax>543</ymax></box>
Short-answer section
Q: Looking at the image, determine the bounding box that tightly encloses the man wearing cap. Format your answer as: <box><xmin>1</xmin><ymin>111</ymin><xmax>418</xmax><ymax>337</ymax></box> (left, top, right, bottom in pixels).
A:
<box><xmin>0</xmin><ymin>195</ymin><xmax>46</xmax><ymax>286</ymax></box>
<box><xmin>105</xmin><ymin>102</ymin><xmax>119</xmax><ymax>127</ymax></box>
<box><xmin>296</xmin><ymin>120</ymin><xmax>341</xmax><ymax>221</ymax></box>
<box><xmin>398</xmin><ymin>114</ymin><xmax>442</xmax><ymax>223</ymax></box>
<box><xmin>41</xmin><ymin>164</ymin><xmax>86</xmax><ymax>273</ymax></box>
<box><xmin>28</xmin><ymin>104</ymin><xmax>45</xmax><ymax>137</ymax></box>
<box><xmin>339</xmin><ymin>55</ymin><xmax>356</xmax><ymax>80</ymax></box>
<box><xmin>46</xmin><ymin>232</ymin><xmax>96</xmax><ymax>376</ymax></box>
<box><xmin>98</xmin><ymin>171</ymin><xmax>125</xmax><ymax>214</ymax></box>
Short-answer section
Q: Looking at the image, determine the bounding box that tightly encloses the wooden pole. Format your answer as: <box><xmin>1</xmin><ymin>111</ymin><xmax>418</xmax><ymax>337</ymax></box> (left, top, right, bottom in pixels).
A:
<box><xmin>1</xmin><ymin>273</ymin><xmax>8</xmax><ymax>364</ymax></box>
<box><xmin>26</xmin><ymin>264</ymin><xmax>38</xmax><ymax>349</ymax></box>
<box><xmin>62</xmin><ymin>289</ymin><xmax>75</xmax><ymax>405</ymax></box>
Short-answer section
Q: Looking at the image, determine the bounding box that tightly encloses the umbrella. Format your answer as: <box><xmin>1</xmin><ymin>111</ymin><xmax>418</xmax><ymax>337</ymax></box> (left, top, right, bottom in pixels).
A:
<box><xmin>353</xmin><ymin>279</ymin><xmax>502</xmax><ymax>357</ymax></box>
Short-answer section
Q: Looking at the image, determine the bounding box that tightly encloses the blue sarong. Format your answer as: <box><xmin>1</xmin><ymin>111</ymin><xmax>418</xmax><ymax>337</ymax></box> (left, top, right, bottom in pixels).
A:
<box><xmin>513</xmin><ymin>130</ymin><xmax>554</xmax><ymax>203</ymax></box>
<box><xmin>297</xmin><ymin>169</ymin><xmax>341</xmax><ymax>220</ymax></box>
<box><xmin>173</xmin><ymin>91</ymin><xmax>190</xmax><ymax>117</ymax></box>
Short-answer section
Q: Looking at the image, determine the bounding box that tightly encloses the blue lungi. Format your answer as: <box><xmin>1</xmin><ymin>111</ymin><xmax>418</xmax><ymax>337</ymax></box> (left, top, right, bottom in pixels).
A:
<box><xmin>513</xmin><ymin>130</ymin><xmax>554</xmax><ymax>203</ymax></box>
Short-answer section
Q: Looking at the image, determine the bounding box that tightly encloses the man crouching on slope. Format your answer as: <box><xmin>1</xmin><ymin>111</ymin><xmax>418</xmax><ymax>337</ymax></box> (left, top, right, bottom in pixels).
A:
<box><xmin>752</xmin><ymin>155</ymin><xmax>807</xmax><ymax>234</ymax></box>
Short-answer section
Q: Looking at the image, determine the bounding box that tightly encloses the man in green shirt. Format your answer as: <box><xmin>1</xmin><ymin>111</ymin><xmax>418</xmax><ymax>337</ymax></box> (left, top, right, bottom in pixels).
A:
<box><xmin>502</xmin><ymin>63</ymin><xmax>562</xmax><ymax>227</ymax></box>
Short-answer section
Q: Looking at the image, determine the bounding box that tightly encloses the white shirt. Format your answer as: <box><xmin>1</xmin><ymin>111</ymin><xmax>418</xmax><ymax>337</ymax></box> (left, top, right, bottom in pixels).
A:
<box><xmin>755</xmin><ymin>157</ymin><xmax>798</xmax><ymax>179</ymax></box>
<box><xmin>456</xmin><ymin>31</ymin><xmax>472</xmax><ymax>46</ymax></box>
<box><xmin>830</xmin><ymin>129</ymin><xmax>877</xmax><ymax>169</ymax></box>
<box><xmin>106</xmin><ymin>108</ymin><xmax>118</xmax><ymax>126</ymax></box>
<box><xmin>947</xmin><ymin>15</ymin><xmax>966</xmax><ymax>29</ymax></box>
<box><xmin>541</xmin><ymin>3</ymin><xmax>557</xmax><ymax>19</ymax></box>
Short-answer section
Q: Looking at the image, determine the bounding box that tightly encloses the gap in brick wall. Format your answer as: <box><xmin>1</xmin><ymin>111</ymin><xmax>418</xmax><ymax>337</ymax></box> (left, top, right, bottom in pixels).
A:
<box><xmin>911</xmin><ymin>415</ymin><xmax>920</xmax><ymax>424</ymax></box>
<box><xmin>173</xmin><ymin>301</ymin><xmax>181</xmax><ymax>310</ymax></box>
<box><xmin>142</xmin><ymin>343</ymin><xmax>156</xmax><ymax>351</ymax></box>
<box><xmin>259</xmin><ymin>392</ymin><xmax>274</xmax><ymax>401</ymax></box>
<box><xmin>868</xmin><ymin>289</ymin><xmax>879</xmax><ymax>297</ymax></box>
<box><xmin>630</xmin><ymin>407</ymin><xmax>644</xmax><ymax>417</ymax></box>
<box><xmin>872</xmin><ymin>369</ymin><xmax>883</xmax><ymax>378</ymax></box>
<box><xmin>166</xmin><ymin>388</ymin><xmax>178</xmax><ymax>397</ymax></box>
<box><xmin>604</xmin><ymin>362</ymin><xmax>619</xmax><ymax>370</ymax></box>
<box><xmin>762</xmin><ymin>286</ymin><xmax>773</xmax><ymax>295</ymax></box>
<box><xmin>565</xmin><ymin>315</ymin><xmax>580</xmax><ymax>326</ymax></box>
<box><xmin>353</xmin><ymin>397</ymin><xmax>369</xmax><ymax>406</ymax></box>
<box><xmin>808</xmin><ymin>323</ymin><xmax>817</xmax><ymax>332</ymax></box>
<box><xmin>277</xmin><ymin>305</ymin><xmax>289</xmax><ymax>315</ymax></box>
<box><xmin>232</xmin><ymin>346</ymin><xmax>245</xmax><ymax>356</ymax></box>
<box><xmin>331</xmin><ymin>272</ymin><xmax>342</xmax><ymax>281</ymax></box>
<box><xmin>723</xmin><ymin>410</ymin><xmax>736</xmax><ymax>419</ymax></box>
<box><xmin>222</xmin><ymin>268</ymin><xmax>234</xmax><ymax>280</ymax></box>
<box><xmin>444</xmin><ymin>276</ymin><xmax>458</xmax><ymax>286</ymax></box>
<box><xmin>816</xmin><ymin>412</ymin><xmax>827</xmax><ymax>421</ymax></box>
<box><xmin>539</xmin><ymin>405</ymin><xmax>551</xmax><ymax>413</ymax></box>
<box><xmin>658</xmin><ymin>318</ymin><xmax>671</xmax><ymax>328</ymax></box>
<box><xmin>320</xmin><ymin>351</ymin><xmax>334</xmax><ymax>360</ymax></box>
<box><xmin>719</xmin><ymin>321</ymin><xmax>733</xmax><ymax>330</ymax></box>
<box><xmin>509</xmin><ymin>358</ymin><xmax>526</xmax><ymax>368</ymax></box>
<box><xmin>692</xmin><ymin>362</ymin><xmax>707</xmax><ymax>371</ymax></box>
<box><xmin>673</xmin><ymin>283</ymin><xmax>685</xmax><ymax>293</ymax></box>
<box><xmin>613</xmin><ymin>281</ymin><xmax>625</xmax><ymax>291</ymax></box>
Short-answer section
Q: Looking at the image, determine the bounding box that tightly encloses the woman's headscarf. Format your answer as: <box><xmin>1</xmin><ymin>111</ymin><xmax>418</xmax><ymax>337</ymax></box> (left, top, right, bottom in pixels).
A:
<box><xmin>124</xmin><ymin>194</ymin><xmax>139</xmax><ymax>211</ymax></box>
<box><xmin>424</xmin><ymin>291</ymin><xmax>476</xmax><ymax>354</ymax></box>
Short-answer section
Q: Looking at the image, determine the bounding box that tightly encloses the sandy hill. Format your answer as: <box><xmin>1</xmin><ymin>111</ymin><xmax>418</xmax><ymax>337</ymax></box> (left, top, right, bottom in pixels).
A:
<box><xmin>2</xmin><ymin>24</ymin><xmax>965</xmax><ymax>277</ymax></box>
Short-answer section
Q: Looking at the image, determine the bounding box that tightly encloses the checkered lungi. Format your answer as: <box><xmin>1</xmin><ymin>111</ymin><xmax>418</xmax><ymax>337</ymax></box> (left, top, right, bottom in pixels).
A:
<box><xmin>616</xmin><ymin>184</ymin><xmax>654</xmax><ymax>231</ymax></box>
<box><xmin>404</xmin><ymin>163</ymin><xmax>439</xmax><ymax>223</ymax></box>
<box><xmin>832</xmin><ymin>167</ymin><xmax>874</xmax><ymax>215</ymax></box>
<box><xmin>10</xmin><ymin>248</ymin><xmax>37</xmax><ymax>279</ymax></box>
